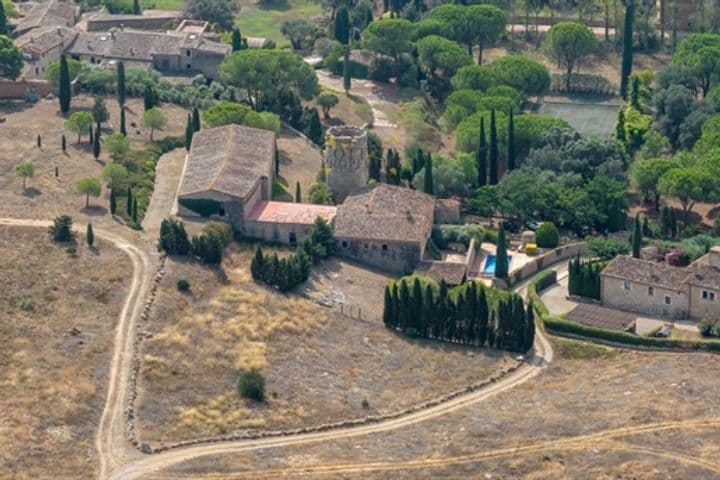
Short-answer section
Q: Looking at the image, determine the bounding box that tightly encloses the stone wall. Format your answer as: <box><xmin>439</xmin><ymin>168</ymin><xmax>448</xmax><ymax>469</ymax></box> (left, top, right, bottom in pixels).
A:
<box><xmin>336</xmin><ymin>238</ymin><xmax>422</xmax><ymax>275</ymax></box>
<box><xmin>0</xmin><ymin>79</ymin><xmax>57</xmax><ymax>99</ymax></box>
<box><xmin>496</xmin><ymin>243</ymin><xmax>587</xmax><ymax>288</ymax></box>
<box><xmin>601</xmin><ymin>277</ymin><xmax>689</xmax><ymax>319</ymax></box>
<box><xmin>244</xmin><ymin>221</ymin><xmax>312</xmax><ymax>245</ymax></box>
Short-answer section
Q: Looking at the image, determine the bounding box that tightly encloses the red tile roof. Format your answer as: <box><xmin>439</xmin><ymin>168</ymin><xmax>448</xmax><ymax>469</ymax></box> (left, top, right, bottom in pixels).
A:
<box><xmin>246</xmin><ymin>201</ymin><xmax>337</xmax><ymax>225</ymax></box>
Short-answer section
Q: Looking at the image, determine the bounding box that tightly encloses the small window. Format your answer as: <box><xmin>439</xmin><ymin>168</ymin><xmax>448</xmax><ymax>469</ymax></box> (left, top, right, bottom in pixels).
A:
<box><xmin>186</xmin><ymin>49</ymin><xmax>191</xmax><ymax>56</ymax></box>
<box><xmin>664</xmin><ymin>296</ymin><xmax>672</xmax><ymax>305</ymax></box>
<box><xmin>364</xmin><ymin>243</ymin><xmax>368</xmax><ymax>249</ymax></box>
<box><xmin>623</xmin><ymin>280</ymin><xmax>631</xmax><ymax>291</ymax></box>
<box><xmin>382</xmin><ymin>244</ymin><xmax>388</xmax><ymax>251</ymax></box>
<box><xmin>648</xmin><ymin>286</ymin><xmax>654</xmax><ymax>296</ymax></box>
<box><xmin>342</xmin><ymin>241</ymin><xmax>348</xmax><ymax>248</ymax></box>
<box><xmin>702</xmin><ymin>290</ymin><xmax>717</xmax><ymax>301</ymax></box>
<box><xmin>186</xmin><ymin>63</ymin><xmax>191</xmax><ymax>69</ymax></box>
<box><xmin>218</xmin><ymin>205</ymin><xmax>225</xmax><ymax>216</ymax></box>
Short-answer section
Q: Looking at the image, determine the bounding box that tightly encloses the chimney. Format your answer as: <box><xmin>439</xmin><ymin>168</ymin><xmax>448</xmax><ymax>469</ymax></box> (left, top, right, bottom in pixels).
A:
<box><xmin>710</xmin><ymin>246</ymin><xmax>720</xmax><ymax>269</ymax></box>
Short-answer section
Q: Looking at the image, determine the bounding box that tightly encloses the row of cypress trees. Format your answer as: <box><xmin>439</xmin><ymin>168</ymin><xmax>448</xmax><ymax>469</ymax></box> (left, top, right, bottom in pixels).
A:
<box><xmin>383</xmin><ymin>278</ymin><xmax>535</xmax><ymax>353</ymax></box>
<box><xmin>476</xmin><ymin>108</ymin><xmax>516</xmax><ymax>188</ymax></box>
<box><xmin>568</xmin><ymin>256</ymin><xmax>604</xmax><ymax>300</ymax></box>
<box><xmin>158</xmin><ymin>218</ymin><xmax>224</xmax><ymax>264</ymax></box>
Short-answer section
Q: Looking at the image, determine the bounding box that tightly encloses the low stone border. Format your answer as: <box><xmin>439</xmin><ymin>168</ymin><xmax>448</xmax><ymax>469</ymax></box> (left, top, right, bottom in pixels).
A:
<box><xmin>546</xmin><ymin>329</ymin><xmax>720</xmax><ymax>354</ymax></box>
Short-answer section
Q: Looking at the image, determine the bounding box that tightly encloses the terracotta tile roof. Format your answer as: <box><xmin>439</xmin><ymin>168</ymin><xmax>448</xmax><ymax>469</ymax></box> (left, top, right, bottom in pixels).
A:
<box><xmin>15</xmin><ymin>25</ymin><xmax>77</xmax><ymax>55</ymax></box>
<box><xmin>178</xmin><ymin>125</ymin><xmax>276</xmax><ymax>200</ymax></box>
<box><xmin>414</xmin><ymin>261</ymin><xmax>467</xmax><ymax>285</ymax></box>
<box><xmin>601</xmin><ymin>256</ymin><xmax>691</xmax><ymax>291</ymax></box>
<box><xmin>246</xmin><ymin>201</ymin><xmax>337</xmax><ymax>225</ymax></box>
<box><xmin>334</xmin><ymin>184</ymin><xmax>435</xmax><ymax>244</ymax></box>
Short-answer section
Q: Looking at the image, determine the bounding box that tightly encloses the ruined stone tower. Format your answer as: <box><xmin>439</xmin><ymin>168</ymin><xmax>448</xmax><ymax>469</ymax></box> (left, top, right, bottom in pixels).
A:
<box><xmin>324</xmin><ymin>125</ymin><xmax>369</xmax><ymax>203</ymax></box>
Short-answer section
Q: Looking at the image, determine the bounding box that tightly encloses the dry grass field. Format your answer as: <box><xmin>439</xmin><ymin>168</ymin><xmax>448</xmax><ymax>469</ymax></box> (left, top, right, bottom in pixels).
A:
<box><xmin>134</xmin><ymin>245</ymin><xmax>514</xmax><ymax>444</ymax></box>
<box><xmin>156</xmin><ymin>338</ymin><xmax>720</xmax><ymax>479</ymax></box>
<box><xmin>0</xmin><ymin>96</ymin><xmax>189</xmax><ymax>224</ymax></box>
<box><xmin>0</xmin><ymin>225</ymin><xmax>131</xmax><ymax>480</ymax></box>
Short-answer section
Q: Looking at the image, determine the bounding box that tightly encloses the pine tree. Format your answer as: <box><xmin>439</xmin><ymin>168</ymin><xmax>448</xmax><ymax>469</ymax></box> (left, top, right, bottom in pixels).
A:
<box><xmin>126</xmin><ymin>188</ymin><xmax>133</xmax><ymax>216</ymax></box>
<box><xmin>334</xmin><ymin>7</ymin><xmax>350</xmax><ymax>44</ymax></box>
<box><xmin>507</xmin><ymin>107</ymin><xmax>516</xmax><ymax>172</ymax></box>
<box><xmin>630</xmin><ymin>75</ymin><xmax>641</xmax><ymax>110</ymax></box>
<box><xmin>423</xmin><ymin>152</ymin><xmax>434</xmax><ymax>194</ymax></box>
<box><xmin>58</xmin><ymin>55</ymin><xmax>71</xmax><ymax>115</ymax></box>
<box><xmin>477</xmin><ymin>116</ymin><xmax>487</xmax><ymax>187</ymax></box>
<box><xmin>184</xmin><ymin>113</ymin><xmax>194</xmax><ymax>151</ymax></box>
<box><xmin>110</xmin><ymin>189</ymin><xmax>117</xmax><ymax>214</ymax></box>
<box><xmin>620</xmin><ymin>0</ymin><xmax>635</xmax><ymax>99</ymax></box>
<box><xmin>231</xmin><ymin>27</ymin><xmax>243</xmax><ymax>52</ymax></box>
<box><xmin>93</xmin><ymin>127</ymin><xmax>101</xmax><ymax>160</ymax></box>
<box><xmin>192</xmin><ymin>107</ymin><xmax>201</xmax><ymax>132</ymax></box>
<box><xmin>616</xmin><ymin>109</ymin><xmax>627</xmax><ymax>143</ymax></box>
<box><xmin>495</xmin><ymin>224</ymin><xmax>508</xmax><ymax>279</ymax></box>
<box><xmin>132</xmin><ymin>0</ymin><xmax>141</xmax><ymax>15</ymax></box>
<box><xmin>117</xmin><ymin>61</ymin><xmax>126</xmax><ymax>106</ymax></box>
<box><xmin>86</xmin><ymin>223</ymin><xmax>94</xmax><ymax>246</ymax></box>
<box><xmin>120</xmin><ymin>108</ymin><xmax>127</xmax><ymax>136</ymax></box>
<box><xmin>0</xmin><ymin>0</ymin><xmax>8</xmax><ymax>36</ymax></box>
<box><xmin>61</xmin><ymin>134</ymin><xmax>66</xmax><ymax>153</ymax></box>
<box><xmin>632</xmin><ymin>213</ymin><xmax>642</xmax><ymax>258</ymax></box>
<box><xmin>342</xmin><ymin>50</ymin><xmax>351</xmax><ymax>94</ymax></box>
<box><xmin>489</xmin><ymin>109</ymin><xmax>499</xmax><ymax>185</ymax></box>
<box><xmin>295</xmin><ymin>181</ymin><xmax>302</xmax><ymax>203</ymax></box>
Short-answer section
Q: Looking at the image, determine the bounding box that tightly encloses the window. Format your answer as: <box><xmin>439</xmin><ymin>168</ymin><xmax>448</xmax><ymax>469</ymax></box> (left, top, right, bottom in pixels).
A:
<box><xmin>382</xmin><ymin>244</ymin><xmax>388</xmax><ymax>251</ymax></box>
<box><xmin>702</xmin><ymin>290</ymin><xmax>717</xmax><ymax>301</ymax></box>
<box><xmin>186</xmin><ymin>49</ymin><xmax>191</xmax><ymax>56</ymax></box>
<box><xmin>186</xmin><ymin>63</ymin><xmax>191</xmax><ymax>69</ymax></box>
<box><xmin>664</xmin><ymin>296</ymin><xmax>672</xmax><ymax>305</ymax></box>
<box><xmin>623</xmin><ymin>280</ymin><xmax>631</xmax><ymax>291</ymax></box>
<box><xmin>648</xmin><ymin>286</ymin><xmax>654</xmax><ymax>296</ymax></box>
<box><xmin>364</xmin><ymin>243</ymin><xmax>368</xmax><ymax>249</ymax></box>
<box><xmin>341</xmin><ymin>241</ymin><xmax>347</xmax><ymax>248</ymax></box>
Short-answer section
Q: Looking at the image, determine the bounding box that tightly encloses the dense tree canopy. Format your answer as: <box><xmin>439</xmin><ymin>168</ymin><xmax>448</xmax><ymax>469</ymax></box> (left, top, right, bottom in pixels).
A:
<box><xmin>0</xmin><ymin>35</ymin><xmax>22</xmax><ymax>79</ymax></box>
<box><xmin>416</xmin><ymin>35</ymin><xmax>472</xmax><ymax>97</ymax></box>
<box><xmin>543</xmin><ymin>22</ymin><xmax>598</xmax><ymax>88</ymax></box>
<box><xmin>485</xmin><ymin>56</ymin><xmax>551</xmax><ymax>97</ymax></box>
<box><xmin>673</xmin><ymin>33</ymin><xmax>720</xmax><ymax>97</ymax></box>
<box><xmin>184</xmin><ymin>0</ymin><xmax>238</xmax><ymax>30</ymax></box>
<box><xmin>362</xmin><ymin>18</ymin><xmax>415</xmax><ymax>62</ymax></box>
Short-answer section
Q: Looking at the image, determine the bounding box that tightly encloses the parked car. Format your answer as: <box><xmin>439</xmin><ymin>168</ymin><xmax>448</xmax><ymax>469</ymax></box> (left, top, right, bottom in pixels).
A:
<box><xmin>502</xmin><ymin>218</ymin><xmax>522</xmax><ymax>233</ymax></box>
<box><xmin>575</xmin><ymin>224</ymin><xmax>592</xmax><ymax>238</ymax></box>
<box><xmin>525</xmin><ymin>219</ymin><xmax>542</xmax><ymax>231</ymax></box>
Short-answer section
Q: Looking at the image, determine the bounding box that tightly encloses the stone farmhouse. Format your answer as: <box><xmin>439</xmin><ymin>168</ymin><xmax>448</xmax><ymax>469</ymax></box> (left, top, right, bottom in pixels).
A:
<box><xmin>15</xmin><ymin>25</ymin><xmax>78</xmax><ymax>78</ymax></box>
<box><xmin>85</xmin><ymin>10</ymin><xmax>185</xmax><ymax>32</ymax></box>
<box><xmin>601</xmin><ymin>247</ymin><xmax>720</xmax><ymax>320</ymax></box>
<box><xmin>65</xmin><ymin>30</ymin><xmax>230</xmax><ymax>79</ymax></box>
<box><xmin>176</xmin><ymin>124</ymin><xmax>450</xmax><ymax>275</ymax></box>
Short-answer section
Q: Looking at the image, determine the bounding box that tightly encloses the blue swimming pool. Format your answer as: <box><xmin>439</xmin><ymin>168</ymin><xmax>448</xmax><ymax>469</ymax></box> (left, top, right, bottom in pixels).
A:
<box><xmin>483</xmin><ymin>255</ymin><xmax>512</xmax><ymax>275</ymax></box>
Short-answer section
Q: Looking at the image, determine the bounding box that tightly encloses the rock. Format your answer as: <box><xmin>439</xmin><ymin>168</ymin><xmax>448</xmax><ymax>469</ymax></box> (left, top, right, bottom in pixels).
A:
<box><xmin>139</xmin><ymin>442</ymin><xmax>152</xmax><ymax>454</ymax></box>
<box><xmin>467</xmin><ymin>351</ymin><xmax>475</xmax><ymax>357</ymax></box>
<box><xmin>67</xmin><ymin>327</ymin><xmax>81</xmax><ymax>336</ymax></box>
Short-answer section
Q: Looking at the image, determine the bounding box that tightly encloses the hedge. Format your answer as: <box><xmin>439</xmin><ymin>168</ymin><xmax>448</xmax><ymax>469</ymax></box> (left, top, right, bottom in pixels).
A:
<box><xmin>532</xmin><ymin>270</ymin><xmax>557</xmax><ymax>292</ymax></box>
<box><xmin>527</xmin><ymin>272</ymin><xmax>720</xmax><ymax>352</ymax></box>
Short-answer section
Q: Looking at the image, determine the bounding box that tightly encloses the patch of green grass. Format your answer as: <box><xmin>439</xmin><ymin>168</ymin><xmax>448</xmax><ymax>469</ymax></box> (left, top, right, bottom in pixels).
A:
<box><xmin>552</xmin><ymin>337</ymin><xmax>617</xmax><ymax>360</ymax></box>
<box><xmin>142</xmin><ymin>0</ymin><xmax>184</xmax><ymax>9</ymax></box>
<box><xmin>354</xmin><ymin>102</ymin><xmax>373</xmax><ymax>124</ymax></box>
<box><xmin>234</xmin><ymin>0</ymin><xmax>322</xmax><ymax>48</ymax></box>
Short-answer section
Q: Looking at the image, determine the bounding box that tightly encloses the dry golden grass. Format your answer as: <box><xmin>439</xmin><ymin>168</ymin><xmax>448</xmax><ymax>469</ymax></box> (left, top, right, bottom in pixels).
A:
<box><xmin>0</xmin><ymin>225</ymin><xmax>131</xmax><ymax>479</ymax></box>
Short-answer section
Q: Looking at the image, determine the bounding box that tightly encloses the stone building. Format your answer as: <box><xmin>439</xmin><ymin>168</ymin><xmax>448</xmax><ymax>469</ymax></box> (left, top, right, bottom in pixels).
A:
<box><xmin>244</xmin><ymin>201</ymin><xmax>337</xmax><ymax>245</ymax></box>
<box><xmin>15</xmin><ymin>25</ymin><xmax>78</xmax><ymax>78</ymax></box>
<box><xmin>65</xmin><ymin>30</ymin><xmax>230</xmax><ymax>79</ymax></box>
<box><xmin>333</xmin><ymin>184</ymin><xmax>436</xmax><ymax>274</ymax></box>
<box><xmin>86</xmin><ymin>10</ymin><xmax>185</xmax><ymax>32</ymax></box>
<box><xmin>324</xmin><ymin>125</ymin><xmax>368</xmax><ymax>203</ymax></box>
<box><xmin>12</xmin><ymin>0</ymin><xmax>79</xmax><ymax>37</ymax></box>
<box><xmin>600</xmin><ymin>247</ymin><xmax>720</xmax><ymax>320</ymax></box>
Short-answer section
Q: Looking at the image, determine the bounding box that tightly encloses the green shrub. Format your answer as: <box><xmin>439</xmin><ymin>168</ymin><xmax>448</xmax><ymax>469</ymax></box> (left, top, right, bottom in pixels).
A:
<box><xmin>176</xmin><ymin>279</ymin><xmax>190</xmax><ymax>291</ymax></box>
<box><xmin>431</xmin><ymin>224</ymin><xmax>486</xmax><ymax>250</ymax></box>
<box><xmin>586</xmin><ymin>236</ymin><xmax>630</xmax><ymax>259</ymax></box>
<box><xmin>49</xmin><ymin>215</ymin><xmax>73</xmax><ymax>242</ymax></box>
<box><xmin>532</xmin><ymin>270</ymin><xmax>557</xmax><ymax>292</ymax></box>
<box><xmin>536</xmin><ymin>222</ymin><xmax>560</xmax><ymax>248</ymax></box>
<box><xmin>19</xmin><ymin>298</ymin><xmax>34</xmax><ymax>311</ymax></box>
<box><xmin>238</xmin><ymin>370</ymin><xmax>265</xmax><ymax>402</ymax></box>
<box><xmin>202</xmin><ymin>221</ymin><xmax>233</xmax><ymax>246</ymax></box>
<box><xmin>699</xmin><ymin>317</ymin><xmax>720</xmax><ymax>338</ymax></box>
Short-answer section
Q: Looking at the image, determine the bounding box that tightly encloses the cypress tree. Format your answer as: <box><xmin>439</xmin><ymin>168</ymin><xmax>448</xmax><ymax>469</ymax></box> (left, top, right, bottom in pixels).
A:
<box><xmin>61</xmin><ymin>134</ymin><xmax>67</xmax><ymax>153</ymax></box>
<box><xmin>630</xmin><ymin>75</ymin><xmax>641</xmax><ymax>110</ymax></box>
<box><xmin>275</xmin><ymin>147</ymin><xmax>280</xmax><ymax>177</ymax></box>
<box><xmin>670</xmin><ymin>208</ymin><xmax>677</xmax><ymax>238</ymax></box>
<box><xmin>642</xmin><ymin>215</ymin><xmax>651</xmax><ymax>237</ymax></box>
<box><xmin>317</xmin><ymin>160</ymin><xmax>327</xmax><ymax>183</ymax></box>
<box><xmin>306</xmin><ymin>108</ymin><xmax>324</xmax><ymax>146</ymax></box>
<box><xmin>295</xmin><ymin>181</ymin><xmax>302</xmax><ymax>203</ymax></box>
<box><xmin>495</xmin><ymin>224</ymin><xmax>508</xmax><ymax>279</ymax></box>
<box><xmin>334</xmin><ymin>7</ymin><xmax>350</xmax><ymax>44</ymax></box>
<box><xmin>620</xmin><ymin>0</ymin><xmax>634</xmax><ymax>99</ymax></box>
<box><xmin>489</xmin><ymin>109</ymin><xmax>498</xmax><ymax>185</ymax></box>
<box><xmin>423</xmin><ymin>284</ymin><xmax>433</xmax><ymax>338</ymax></box>
<box><xmin>231</xmin><ymin>27</ymin><xmax>243</xmax><ymax>52</ymax></box>
<box><xmin>117</xmin><ymin>62</ymin><xmax>126</xmax><ymax>107</ymax></box>
<box><xmin>93</xmin><ymin>127</ymin><xmax>101</xmax><ymax>160</ymax></box>
<box><xmin>132</xmin><ymin>0</ymin><xmax>141</xmax><ymax>14</ymax></box>
<box><xmin>86</xmin><ymin>223</ymin><xmax>94</xmax><ymax>247</ymax></box>
<box><xmin>132</xmin><ymin>198</ymin><xmax>138</xmax><ymax>224</ymax></box>
<box><xmin>399</xmin><ymin>280</ymin><xmax>410</xmax><ymax>330</ymax></box>
<box><xmin>616</xmin><ymin>109</ymin><xmax>626</xmax><ymax>143</ymax></box>
<box><xmin>477</xmin><ymin>116</ymin><xmax>487</xmax><ymax>187</ymax></box>
<box><xmin>0</xmin><ymin>0</ymin><xmax>8</xmax><ymax>36</ymax></box>
<box><xmin>391</xmin><ymin>284</ymin><xmax>400</xmax><ymax>328</ymax></box>
<box><xmin>632</xmin><ymin>213</ymin><xmax>642</xmax><ymax>258</ymax></box>
<box><xmin>120</xmin><ymin>108</ymin><xmax>127</xmax><ymax>136</ymax></box>
<box><xmin>412</xmin><ymin>278</ymin><xmax>423</xmax><ymax>332</ymax></box>
<box><xmin>507</xmin><ymin>108</ymin><xmax>516</xmax><ymax>172</ymax></box>
<box><xmin>383</xmin><ymin>285</ymin><xmax>393</xmax><ymax>327</ymax></box>
<box><xmin>343</xmin><ymin>50</ymin><xmax>351</xmax><ymax>94</ymax></box>
<box><xmin>110</xmin><ymin>189</ymin><xmax>117</xmax><ymax>214</ymax></box>
<box><xmin>251</xmin><ymin>246</ymin><xmax>264</xmax><ymax>280</ymax></box>
<box><xmin>58</xmin><ymin>55</ymin><xmax>71</xmax><ymax>115</ymax></box>
<box><xmin>368</xmin><ymin>154</ymin><xmax>380</xmax><ymax>182</ymax></box>
<box><xmin>184</xmin><ymin>113</ymin><xmax>194</xmax><ymax>151</ymax></box>
<box><xmin>89</xmin><ymin>125</ymin><xmax>94</xmax><ymax>146</ymax></box>
<box><xmin>477</xmin><ymin>287</ymin><xmax>488</xmax><ymax>346</ymax></box>
<box><xmin>192</xmin><ymin>107</ymin><xmax>201</xmax><ymax>132</ymax></box>
<box><xmin>466</xmin><ymin>282</ymin><xmax>478</xmax><ymax>345</ymax></box>
<box><xmin>37</xmin><ymin>134</ymin><xmax>42</xmax><ymax>148</ymax></box>
<box><xmin>55</xmin><ymin>166</ymin><xmax>59</xmax><ymax>178</ymax></box>
<box><xmin>524</xmin><ymin>300</ymin><xmax>535</xmax><ymax>352</ymax></box>
<box><xmin>126</xmin><ymin>188</ymin><xmax>133</xmax><ymax>216</ymax></box>
<box><xmin>423</xmin><ymin>152</ymin><xmax>434</xmax><ymax>195</ymax></box>
<box><xmin>435</xmin><ymin>280</ymin><xmax>448</xmax><ymax>339</ymax></box>
<box><xmin>144</xmin><ymin>85</ymin><xmax>156</xmax><ymax>111</ymax></box>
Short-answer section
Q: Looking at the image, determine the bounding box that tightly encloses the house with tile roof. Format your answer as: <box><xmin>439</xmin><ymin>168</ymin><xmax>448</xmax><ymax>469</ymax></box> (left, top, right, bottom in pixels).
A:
<box><xmin>12</xmin><ymin>0</ymin><xmax>79</xmax><ymax>37</ymax></box>
<box><xmin>15</xmin><ymin>25</ymin><xmax>78</xmax><ymax>78</ymax></box>
<box><xmin>600</xmin><ymin>247</ymin><xmax>720</xmax><ymax>320</ymax></box>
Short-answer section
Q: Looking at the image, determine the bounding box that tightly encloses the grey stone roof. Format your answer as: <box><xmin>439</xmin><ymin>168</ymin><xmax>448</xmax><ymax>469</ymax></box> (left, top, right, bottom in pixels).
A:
<box><xmin>15</xmin><ymin>25</ymin><xmax>78</xmax><ymax>55</ymax></box>
<box><xmin>334</xmin><ymin>184</ymin><xmax>435</xmax><ymax>244</ymax></box>
<box><xmin>178</xmin><ymin>125</ymin><xmax>276</xmax><ymax>200</ymax></box>
<box><xmin>685</xmin><ymin>264</ymin><xmax>720</xmax><ymax>290</ymax></box>
<box><xmin>601</xmin><ymin>256</ymin><xmax>691</xmax><ymax>291</ymax></box>
<box><xmin>14</xmin><ymin>0</ymin><xmax>78</xmax><ymax>35</ymax></box>
<box><xmin>415</xmin><ymin>261</ymin><xmax>467</xmax><ymax>285</ymax></box>
<box><xmin>66</xmin><ymin>30</ymin><xmax>229</xmax><ymax>61</ymax></box>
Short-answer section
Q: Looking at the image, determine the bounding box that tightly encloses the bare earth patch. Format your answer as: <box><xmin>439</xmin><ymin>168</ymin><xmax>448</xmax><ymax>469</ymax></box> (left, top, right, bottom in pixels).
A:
<box><xmin>0</xmin><ymin>225</ymin><xmax>131</xmax><ymax>479</ymax></box>
<box><xmin>134</xmin><ymin>246</ymin><xmax>514</xmax><ymax>445</ymax></box>
<box><xmin>155</xmin><ymin>340</ymin><xmax>720</xmax><ymax>479</ymax></box>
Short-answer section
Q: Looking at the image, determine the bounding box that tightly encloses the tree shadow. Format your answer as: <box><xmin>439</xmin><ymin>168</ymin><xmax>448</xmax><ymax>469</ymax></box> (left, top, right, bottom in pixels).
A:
<box><xmin>257</xmin><ymin>0</ymin><xmax>291</xmax><ymax>11</ymax></box>
<box><xmin>81</xmin><ymin>205</ymin><xmax>108</xmax><ymax>216</ymax></box>
<box><xmin>22</xmin><ymin>187</ymin><xmax>42</xmax><ymax>198</ymax></box>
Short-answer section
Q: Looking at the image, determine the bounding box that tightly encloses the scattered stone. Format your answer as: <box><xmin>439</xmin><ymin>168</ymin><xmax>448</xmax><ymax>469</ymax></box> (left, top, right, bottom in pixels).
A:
<box><xmin>139</xmin><ymin>442</ymin><xmax>152</xmax><ymax>454</ymax></box>
<box><xmin>67</xmin><ymin>326</ymin><xmax>81</xmax><ymax>336</ymax></box>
